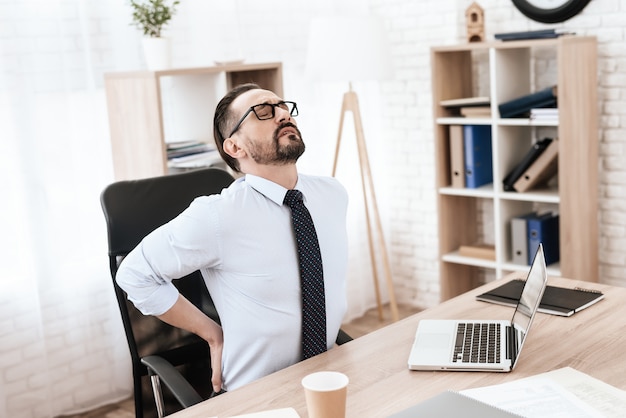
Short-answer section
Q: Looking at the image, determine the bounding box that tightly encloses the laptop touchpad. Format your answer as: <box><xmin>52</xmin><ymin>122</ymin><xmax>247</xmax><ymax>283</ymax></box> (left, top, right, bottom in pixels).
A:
<box><xmin>416</xmin><ymin>333</ymin><xmax>450</xmax><ymax>349</ymax></box>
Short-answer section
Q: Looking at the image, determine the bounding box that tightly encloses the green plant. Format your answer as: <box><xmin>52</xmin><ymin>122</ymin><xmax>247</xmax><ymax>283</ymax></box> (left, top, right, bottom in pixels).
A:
<box><xmin>129</xmin><ymin>0</ymin><xmax>180</xmax><ymax>38</ymax></box>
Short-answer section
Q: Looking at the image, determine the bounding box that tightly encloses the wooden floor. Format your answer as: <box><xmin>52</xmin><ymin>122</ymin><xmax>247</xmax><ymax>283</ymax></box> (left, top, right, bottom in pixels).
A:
<box><xmin>59</xmin><ymin>304</ymin><xmax>420</xmax><ymax>418</ymax></box>
<box><xmin>340</xmin><ymin>303</ymin><xmax>421</xmax><ymax>339</ymax></box>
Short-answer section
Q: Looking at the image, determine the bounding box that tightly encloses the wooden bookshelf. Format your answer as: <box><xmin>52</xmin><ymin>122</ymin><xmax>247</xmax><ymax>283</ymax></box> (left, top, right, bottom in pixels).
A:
<box><xmin>431</xmin><ymin>37</ymin><xmax>598</xmax><ymax>300</ymax></box>
<box><xmin>104</xmin><ymin>62</ymin><xmax>283</xmax><ymax>180</ymax></box>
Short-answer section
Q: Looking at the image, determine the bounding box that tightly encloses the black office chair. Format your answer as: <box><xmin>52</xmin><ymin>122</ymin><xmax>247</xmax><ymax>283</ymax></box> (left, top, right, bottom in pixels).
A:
<box><xmin>101</xmin><ymin>167</ymin><xmax>353</xmax><ymax>418</ymax></box>
<box><xmin>101</xmin><ymin>168</ymin><xmax>235</xmax><ymax>418</ymax></box>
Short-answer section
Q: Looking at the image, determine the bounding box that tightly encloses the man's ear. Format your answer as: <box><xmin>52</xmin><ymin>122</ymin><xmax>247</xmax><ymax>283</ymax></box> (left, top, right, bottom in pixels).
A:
<box><xmin>223</xmin><ymin>137</ymin><xmax>246</xmax><ymax>159</ymax></box>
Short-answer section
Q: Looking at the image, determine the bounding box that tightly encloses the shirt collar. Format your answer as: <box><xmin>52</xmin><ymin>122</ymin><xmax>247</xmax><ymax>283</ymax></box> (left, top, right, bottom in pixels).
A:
<box><xmin>245</xmin><ymin>174</ymin><xmax>300</xmax><ymax>206</ymax></box>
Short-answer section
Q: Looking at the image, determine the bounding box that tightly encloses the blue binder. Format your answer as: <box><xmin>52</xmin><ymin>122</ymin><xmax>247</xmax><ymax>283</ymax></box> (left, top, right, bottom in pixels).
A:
<box><xmin>527</xmin><ymin>213</ymin><xmax>560</xmax><ymax>265</ymax></box>
<box><xmin>463</xmin><ymin>125</ymin><xmax>493</xmax><ymax>188</ymax></box>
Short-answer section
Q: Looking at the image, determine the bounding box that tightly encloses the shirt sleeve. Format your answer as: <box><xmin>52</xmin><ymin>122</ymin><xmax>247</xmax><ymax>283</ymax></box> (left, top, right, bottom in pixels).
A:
<box><xmin>115</xmin><ymin>195</ymin><xmax>222</xmax><ymax>316</ymax></box>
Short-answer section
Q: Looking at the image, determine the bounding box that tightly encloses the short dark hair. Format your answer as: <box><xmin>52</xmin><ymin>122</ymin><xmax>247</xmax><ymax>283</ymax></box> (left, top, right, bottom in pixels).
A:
<box><xmin>213</xmin><ymin>83</ymin><xmax>261</xmax><ymax>172</ymax></box>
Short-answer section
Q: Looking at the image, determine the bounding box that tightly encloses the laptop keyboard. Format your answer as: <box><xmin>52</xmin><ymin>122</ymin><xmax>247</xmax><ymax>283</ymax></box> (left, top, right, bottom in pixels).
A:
<box><xmin>452</xmin><ymin>322</ymin><xmax>501</xmax><ymax>363</ymax></box>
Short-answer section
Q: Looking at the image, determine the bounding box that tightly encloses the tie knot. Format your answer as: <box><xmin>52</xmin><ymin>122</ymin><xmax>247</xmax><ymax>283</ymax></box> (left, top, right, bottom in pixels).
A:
<box><xmin>284</xmin><ymin>189</ymin><xmax>303</xmax><ymax>207</ymax></box>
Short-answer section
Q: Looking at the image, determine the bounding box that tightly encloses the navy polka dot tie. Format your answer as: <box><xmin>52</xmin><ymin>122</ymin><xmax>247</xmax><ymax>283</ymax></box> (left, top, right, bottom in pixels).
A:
<box><xmin>284</xmin><ymin>189</ymin><xmax>327</xmax><ymax>360</ymax></box>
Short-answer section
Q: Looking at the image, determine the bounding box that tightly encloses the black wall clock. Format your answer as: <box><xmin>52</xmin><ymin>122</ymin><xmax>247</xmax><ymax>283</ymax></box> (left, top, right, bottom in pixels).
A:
<box><xmin>512</xmin><ymin>0</ymin><xmax>592</xmax><ymax>23</ymax></box>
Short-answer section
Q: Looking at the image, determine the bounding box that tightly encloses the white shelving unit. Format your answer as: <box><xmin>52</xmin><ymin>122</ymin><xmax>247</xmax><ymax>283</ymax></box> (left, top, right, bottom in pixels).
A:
<box><xmin>104</xmin><ymin>62</ymin><xmax>283</xmax><ymax>181</ymax></box>
<box><xmin>431</xmin><ymin>36</ymin><xmax>598</xmax><ymax>300</ymax></box>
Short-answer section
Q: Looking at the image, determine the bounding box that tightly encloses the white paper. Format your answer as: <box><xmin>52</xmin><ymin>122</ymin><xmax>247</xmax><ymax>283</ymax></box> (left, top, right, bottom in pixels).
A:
<box><xmin>461</xmin><ymin>367</ymin><xmax>626</xmax><ymax>417</ymax></box>
<box><xmin>537</xmin><ymin>368</ymin><xmax>626</xmax><ymax>418</ymax></box>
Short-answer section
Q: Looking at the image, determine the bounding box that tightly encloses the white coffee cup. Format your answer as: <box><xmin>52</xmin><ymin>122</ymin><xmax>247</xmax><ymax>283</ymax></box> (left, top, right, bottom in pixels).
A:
<box><xmin>301</xmin><ymin>371</ymin><xmax>349</xmax><ymax>418</ymax></box>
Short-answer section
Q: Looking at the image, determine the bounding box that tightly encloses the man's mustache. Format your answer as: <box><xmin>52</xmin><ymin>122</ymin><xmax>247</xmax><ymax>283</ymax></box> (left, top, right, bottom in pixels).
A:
<box><xmin>274</xmin><ymin>122</ymin><xmax>301</xmax><ymax>141</ymax></box>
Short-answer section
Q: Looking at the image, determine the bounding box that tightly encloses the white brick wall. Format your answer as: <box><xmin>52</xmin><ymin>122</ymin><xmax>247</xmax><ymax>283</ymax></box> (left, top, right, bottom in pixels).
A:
<box><xmin>365</xmin><ymin>0</ymin><xmax>626</xmax><ymax>306</ymax></box>
<box><xmin>2</xmin><ymin>0</ymin><xmax>626</xmax><ymax>416</ymax></box>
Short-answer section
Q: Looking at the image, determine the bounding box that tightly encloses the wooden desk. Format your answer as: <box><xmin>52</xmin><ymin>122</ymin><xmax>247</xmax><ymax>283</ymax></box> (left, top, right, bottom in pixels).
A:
<box><xmin>171</xmin><ymin>274</ymin><xmax>626</xmax><ymax>417</ymax></box>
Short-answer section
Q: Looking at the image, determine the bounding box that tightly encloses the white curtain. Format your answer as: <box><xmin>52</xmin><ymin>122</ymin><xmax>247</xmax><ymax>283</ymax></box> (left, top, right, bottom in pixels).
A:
<box><xmin>0</xmin><ymin>1</ymin><xmax>387</xmax><ymax>416</ymax></box>
<box><xmin>0</xmin><ymin>1</ymin><xmax>134</xmax><ymax>416</ymax></box>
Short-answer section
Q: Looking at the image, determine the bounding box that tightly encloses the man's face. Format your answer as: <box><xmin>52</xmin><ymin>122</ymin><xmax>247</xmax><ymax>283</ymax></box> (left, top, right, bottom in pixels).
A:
<box><xmin>229</xmin><ymin>89</ymin><xmax>305</xmax><ymax>166</ymax></box>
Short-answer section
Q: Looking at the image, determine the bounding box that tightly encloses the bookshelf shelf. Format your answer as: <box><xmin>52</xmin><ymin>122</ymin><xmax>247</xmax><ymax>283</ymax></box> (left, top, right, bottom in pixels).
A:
<box><xmin>437</xmin><ymin>117</ymin><xmax>559</xmax><ymax>127</ymax></box>
<box><xmin>439</xmin><ymin>185</ymin><xmax>494</xmax><ymax>198</ymax></box>
<box><xmin>497</xmin><ymin>118</ymin><xmax>559</xmax><ymax>127</ymax></box>
<box><xmin>431</xmin><ymin>36</ymin><xmax>598</xmax><ymax>301</ymax></box>
<box><xmin>500</xmin><ymin>189</ymin><xmax>559</xmax><ymax>204</ymax></box>
<box><xmin>436</xmin><ymin>117</ymin><xmax>492</xmax><ymax>125</ymax></box>
<box><xmin>442</xmin><ymin>251</ymin><xmax>497</xmax><ymax>269</ymax></box>
<box><xmin>104</xmin><ymin>62</ymin><xmax>283</xmax><ymax>180</ymax></box>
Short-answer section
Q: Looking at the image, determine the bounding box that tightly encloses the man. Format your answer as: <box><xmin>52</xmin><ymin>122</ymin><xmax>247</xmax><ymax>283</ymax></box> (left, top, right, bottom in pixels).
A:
<box><xmin>116</xmin><ymin>83</ymin><xmax>349</xmax><ymax>395</ymax></box>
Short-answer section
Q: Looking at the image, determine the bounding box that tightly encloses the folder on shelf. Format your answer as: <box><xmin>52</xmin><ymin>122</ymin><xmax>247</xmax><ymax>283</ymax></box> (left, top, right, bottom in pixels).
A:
<box><xmin>503</xmin><ymin>138</ymin><xmax>552</xmax><ymax>191</ymax></box>
<box><xmin>498</xmin><ymin>86</ymin><xmax>558</xmax><ymax>118</ymax></box>
<box><xmin>449</xmin><ymin>125</ymin><xmax>465</xmax><ymax>188</ymax></box>
<box><xmin>463</xmin><ymin>125</ymin><xmax>493</xmax><ymax>188</ymax></box>
<box><xmin>528</xmin><ymin>212</ymin><xmax>560</xmax><ymax>265</ymax></box>
<box><xmin>511</xmin><ymin>212</ymin><xmax>537</xmax><ymax>265</ymax></box>
<box><xmin>513</xmin><ymin>139</ymin><xmax>559</xmax><ymax>192</ymax></box>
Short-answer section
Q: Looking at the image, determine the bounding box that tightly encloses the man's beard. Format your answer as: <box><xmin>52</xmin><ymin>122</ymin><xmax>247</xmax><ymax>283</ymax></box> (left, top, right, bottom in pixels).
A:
<box><xmin>247</xmin><ymin>122</ymin><xmax>305</xmax><ymax>166</ymax></box>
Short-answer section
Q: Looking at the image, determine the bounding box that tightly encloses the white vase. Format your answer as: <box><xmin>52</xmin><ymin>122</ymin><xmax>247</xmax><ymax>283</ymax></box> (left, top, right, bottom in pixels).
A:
<box><xmin>142</xmin><ymin>37</ymin><xmax>171</xmax><ymax>70</ymax></box>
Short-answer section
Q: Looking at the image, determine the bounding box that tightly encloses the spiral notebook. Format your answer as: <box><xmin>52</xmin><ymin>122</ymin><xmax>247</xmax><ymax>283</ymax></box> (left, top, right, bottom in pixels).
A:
<box><xmin>407</xmin><ymin>244</ymin><xmax>547</xmax><ymax>372</ymax></box>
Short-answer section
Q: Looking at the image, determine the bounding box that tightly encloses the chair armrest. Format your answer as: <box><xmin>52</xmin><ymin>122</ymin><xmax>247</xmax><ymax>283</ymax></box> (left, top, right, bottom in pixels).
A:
<box><xmin>141</xmin><ymin>355</ymin><xmax>204</xmax><ymax>408</ymax></box>
<box><xmin>336</xmin><ymin>329</ymin><xmax>353</xmax><ymax>345</ymax></box>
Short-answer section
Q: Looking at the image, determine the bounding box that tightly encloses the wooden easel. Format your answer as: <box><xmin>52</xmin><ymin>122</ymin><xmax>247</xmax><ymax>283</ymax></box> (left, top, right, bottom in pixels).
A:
<box><xmin>332</xmin><ymin>84</ymin><xmax>399</xmax><ymax>322</ymax></box>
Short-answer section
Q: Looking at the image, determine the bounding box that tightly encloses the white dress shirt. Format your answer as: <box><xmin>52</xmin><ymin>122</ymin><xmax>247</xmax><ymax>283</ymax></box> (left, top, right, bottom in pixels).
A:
<box><xmin>116</xmin><ymin>173</ymin><xmax>349</xmax><ymax>391</ymax></box>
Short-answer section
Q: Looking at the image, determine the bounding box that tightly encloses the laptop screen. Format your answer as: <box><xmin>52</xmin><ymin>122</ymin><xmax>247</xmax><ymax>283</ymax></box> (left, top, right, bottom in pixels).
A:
<box><xmin>510</xmin><ymin>243</ymin><xmax>548</xmax><ymax>355</ymax></box>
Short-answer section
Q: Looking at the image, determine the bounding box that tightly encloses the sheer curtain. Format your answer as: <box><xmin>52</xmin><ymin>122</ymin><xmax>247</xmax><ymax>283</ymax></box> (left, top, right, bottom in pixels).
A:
<box><xmin>0</xmin><ymin>1</ymin><xmax>389</xmax><ymax>416</ymax></box>
<box><xmin>0</xmin><ymin>1</ymin><xmax>136</xmax><ymax>416</ymax></box>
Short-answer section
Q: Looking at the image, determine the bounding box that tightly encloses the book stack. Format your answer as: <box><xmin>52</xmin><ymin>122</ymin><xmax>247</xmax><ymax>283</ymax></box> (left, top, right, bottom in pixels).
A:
<box><xmin>530</xmin><ymin>107</ymin><xmax>559</xmax><ymax>123</ymax></box>
<box><xmin>440</xmin><ymin>96</ymin><xmax>491</xmax><ymax>118</ymax></box>
<box><xmin>502</xmin><ymin>138</ymin><xmax>558</xmax><ymax>192</ymax></box>
<box><xmin>440</xmin><ymin>96</ymin><xmax>490</xmax><ymax>108</ymax></box>
<box><xmin>448</xmin><ymin>125</ymin><xmax>493</xmax><ymax>189</ymax></box>
<box><xmin>511</xmin><ymin>211</ymin><xmax>560</xmax><ymax>266</ymax></box>
<box><xmin>460</xmin><ymin>106</ymin><xmax>491</xmax><ymax>118</ymax></box>
<box><xmin>458</xmin><ymin>244</ymin><xmax>496</xmax><ymax>260</ymax></box>
<box><xmin>166</xmin><ymin>140</ymin><xmax>222</xmax><ymax>169</ymax></box>
<box><xmin>499</xmin><ymin>86</ymin><xmax>557</xmax><ymax>118</ymax></box>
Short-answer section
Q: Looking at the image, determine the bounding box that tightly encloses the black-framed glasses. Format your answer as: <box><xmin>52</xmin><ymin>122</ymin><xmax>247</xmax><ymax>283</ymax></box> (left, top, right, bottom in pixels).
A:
<box><xmin>228</xmin><ymin>101</ymin><xmax>298</xmax><ymax>137</ymax></box>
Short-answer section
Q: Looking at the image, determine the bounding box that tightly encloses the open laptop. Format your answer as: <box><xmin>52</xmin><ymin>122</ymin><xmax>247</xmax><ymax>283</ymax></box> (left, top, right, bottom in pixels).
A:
<box><xmin>408</xmin><ymin>243</ymin><xmax>548</xmax><ymax>372</ymax></box>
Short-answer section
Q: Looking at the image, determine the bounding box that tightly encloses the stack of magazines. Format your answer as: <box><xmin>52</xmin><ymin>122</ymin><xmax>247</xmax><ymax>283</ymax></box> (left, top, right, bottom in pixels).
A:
<box><xmin>167</xmin><ymin>140</ymin><xmax>221</xmax><ymax>169</ymax></box>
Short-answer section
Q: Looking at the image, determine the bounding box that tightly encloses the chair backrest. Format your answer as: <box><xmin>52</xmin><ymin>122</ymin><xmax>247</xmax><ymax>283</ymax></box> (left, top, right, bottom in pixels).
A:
<box><xmin>100</xmin><ymin>167</ymin><xmax>235</xmax><ymax>417</ymax></box>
